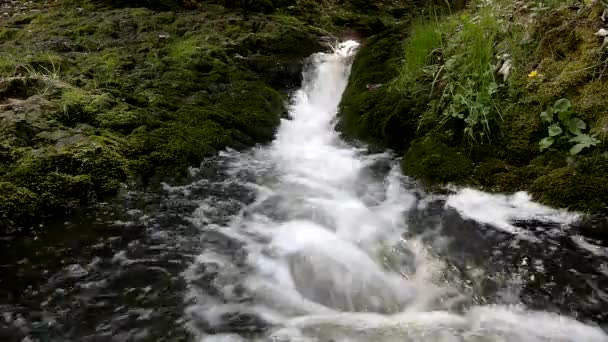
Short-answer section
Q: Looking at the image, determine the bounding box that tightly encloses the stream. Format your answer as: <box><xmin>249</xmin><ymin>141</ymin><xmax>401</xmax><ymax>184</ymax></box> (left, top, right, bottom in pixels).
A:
<box><xmin>1</xmin><ymin>41</ymin><xmax>608</xmax><ymax>342</ymax></box>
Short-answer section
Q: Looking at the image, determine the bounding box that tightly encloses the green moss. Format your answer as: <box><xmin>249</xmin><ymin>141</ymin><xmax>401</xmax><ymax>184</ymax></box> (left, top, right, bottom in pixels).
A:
<box><xmin>95</xmin><ymin>104</ymin><xmax>142</xmax><ymax>131</ymax></box>
<box><xmin>473</xmin><ymin>158</ymin><xmax>510</xmax><ymax>187</ymax></box>
<box><xmin>95</xmin><ymin>0</ymin><xmax>188</xmax><ymax>10</ymax></box>
<box><xmin>9</xmin><ymin>138</ymin><xmax>127</xmax><ymax>199</ymax></box>
<box><xmin>496</xmin><ymin>101</ymin><xmax>544</xmax><ymax>164</ymax></box>
<box><xmin>37</xmin><ymin>172</ymin><xmax>95</xmax><ymax>209</ymax></box>
<box><xmin>401</xmin><ymin>133</ymin><xmax>474</xmax><ymax>183</ymax></box>
<box><xmin>56</xmin><ymin>88</ymin><xmax>103</xmax><ymax>126</ymax></box>
<box><xmin>338</xmin><ymin>24</ymin><xmax>419</xmax><ymax>148</ymax></box>
<box><xmin>0</xmin><ymin>182</ymin><xmax>39</xmax><ymax>230</ymax></box>
<box><xmin>0</xmin><ymin>28</ymin><xmax>20</xmax><ymax>41</ymax></box>
<box><xmin>530</xmin><ymin>165</ymin><xmax>608</xmax><ymax>213</ymax></box>
<box><xmin>575</xmin><ymin>81</ymin><xmax>608</xmax><ymax>128</ymax></box>
<box><xmin>528</xmin><ymin>153</ymin><xmax>608</xmax><ymax>213</ymax></box>
<box><xmin>0</xmin><ymin>0</ymin><xmax>362</xmax><ymax>230</ymax></box>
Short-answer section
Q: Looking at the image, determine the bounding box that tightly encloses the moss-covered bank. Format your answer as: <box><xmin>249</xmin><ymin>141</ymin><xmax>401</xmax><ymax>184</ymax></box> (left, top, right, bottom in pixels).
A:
<box><xmin>338</xmin><ymin>1</ymin><xmax>608</xmax><ymax>215</ymax></box>
<box><xmin>0</xmin><ymin>0</ymin><xmax>414</xmax><ymax>232</ymax></box>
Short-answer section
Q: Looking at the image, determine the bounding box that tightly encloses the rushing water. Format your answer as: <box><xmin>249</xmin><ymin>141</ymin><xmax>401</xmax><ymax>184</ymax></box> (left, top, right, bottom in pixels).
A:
<box><xmin>2</xmin><ymin>42</ymin><xmax>608</xmax><ymax>341</ymax></box>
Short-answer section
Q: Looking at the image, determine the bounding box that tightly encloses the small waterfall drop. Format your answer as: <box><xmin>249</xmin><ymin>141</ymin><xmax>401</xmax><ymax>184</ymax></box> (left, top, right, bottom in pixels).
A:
<box><xmin>183</xmin><ymin>41</ymin><xmax>608</xmax><ymax>342</ymax></box>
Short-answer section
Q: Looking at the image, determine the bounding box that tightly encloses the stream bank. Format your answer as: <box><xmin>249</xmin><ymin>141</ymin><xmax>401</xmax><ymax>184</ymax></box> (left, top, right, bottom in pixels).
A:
<box><xmin>0</xmin><ymin>0</ymin><xmax>412</xmax><ymax>233</ymax></box>
<box><xmin>338</xmin><ymin>0</ymin><xmax>608</xmax><ymax>221</ymax></box>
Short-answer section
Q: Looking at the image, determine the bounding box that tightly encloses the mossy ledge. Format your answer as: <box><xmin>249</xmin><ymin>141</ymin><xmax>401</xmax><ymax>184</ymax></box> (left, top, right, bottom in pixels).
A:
<box><xmin>338</xmin><ymin>1</ymin><xmax>608</xmax><ymax>215</ymax></box>
<box><xmin>0</xmin><ymin>0</ymin><xmax>415</xmax><ymax>232</ymax></box>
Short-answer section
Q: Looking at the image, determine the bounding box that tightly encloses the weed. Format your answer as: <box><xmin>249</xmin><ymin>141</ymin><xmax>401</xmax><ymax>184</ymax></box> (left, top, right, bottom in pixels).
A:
<box><xmin>397</xmin><ymin>2</ymin><xmax>503</xmax><ymax>143</ymax></box>
<box><xmin>539</xmin><ymin>98</ymin><xmax>600</xmax><ymax>154</ymax></box>
<box><xmin>397</xmin><ymin>17</ymin><xmax>444</xmax><ymax>90</ymax></box>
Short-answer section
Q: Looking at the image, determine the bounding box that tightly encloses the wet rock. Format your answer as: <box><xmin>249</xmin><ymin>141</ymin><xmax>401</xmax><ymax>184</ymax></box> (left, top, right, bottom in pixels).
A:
<box><xmin>202</xmin><ymin>311</ymin><xmax>271</xmax><ymax>336</ymax></box>
<box><xmin>64</xmin><ymin>264</ymin><xmax>89</xmax><ymax>278</ymax></box>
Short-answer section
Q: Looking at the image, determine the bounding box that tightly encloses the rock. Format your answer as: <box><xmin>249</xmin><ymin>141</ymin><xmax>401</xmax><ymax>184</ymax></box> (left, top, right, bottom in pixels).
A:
<box><xmin>498</xmin><ymin>59</ymin><xmax>512</xmax><ymax>81</ymax></box>
<box><xmin>366</xmin><ymin>83</ymin><xmax>383</xmax><ymax>91</ymax></box>
<box><xmin>595</xmin><ymin>28</ymin><xmax>608</xmax><ymax>37</ymax></box>
<box><xmin>64</xmin><ymin>264</ymin><xmax>89</xmax><ymax>278</ymax></box>
<box><xmin>0</xmin><ymin>95</ymin><xmax>58</xmax><ymax>146</ymax></box>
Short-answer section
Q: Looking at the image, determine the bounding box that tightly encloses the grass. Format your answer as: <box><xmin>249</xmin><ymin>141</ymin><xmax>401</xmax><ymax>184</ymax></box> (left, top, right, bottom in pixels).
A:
<box><xmin>397</xmin><ymin>16</ymin><xmax>444</xmax><ymax>90</ymax></box>
<box><xmin>394</xmin><ymin>0</ymin><xmax>567</xmax><ymax>143</ymax></box>
<box><xmin>442</xmin><ymin>6</ymin><xmax>501</xmax><ymax>142</ymax></box>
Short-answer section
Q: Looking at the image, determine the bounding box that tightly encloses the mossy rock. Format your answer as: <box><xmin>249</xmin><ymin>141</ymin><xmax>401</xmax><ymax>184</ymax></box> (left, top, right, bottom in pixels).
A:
<box><xmin>472</xmin><ymin>158</ymin><xmax>510</xmax><ymax>187</ymax></box>
<box><xmin>331</xmin><ymin>14</ymin><xmax>386</xmax><ymax>36</ymax></box>
<box><xmin>96</xmin><ymin>0</ymin><xmax>196</xmax><ymax>10</ymax></box>
<box><xmin>0</xmin><ymin>182</ymin><xmax>39</xmax><ymax>231</ymax></box>
<box><xmin>401</xmin><ymin>133</ymin><xmax>474</xmax><ymax>184</ymax></box>
<box><xmin>530</xmin><ymin>166</ymin><xmax>608</xmax><ymax>214</ymax></box>
<box><xmin>573</xmin><ymin>81</ymin><xmax>608</xmax><ymax>129</ymax></box>
<box><xmin>0</xmin><ymin>0</ymin><xmax>404</xmax><ymax>230</ymax></box>
<box><xmin>338</xmin><ymin>23</ymin><xmax>419</xmax><ymax>148</ymax></box>
<box><xmin>497</xmin><ymin>101</ymin><xmax>544</xmax><ymax>165</ymax></box>
<box><xmin>0</xmin><ymin>96</ymin><xmax>58</xmax><ymax>147</ymax></box>
<box><xmin>9</xmin><ymin>137</ymin><xmax>127</xmax><ymax>201</ymax></box>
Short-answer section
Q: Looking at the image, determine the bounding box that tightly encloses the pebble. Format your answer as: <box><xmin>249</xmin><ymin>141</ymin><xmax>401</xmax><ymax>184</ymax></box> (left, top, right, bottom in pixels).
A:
<box><xmin>64</xmin><ymin>264</ymin><xmax>89</xmax><ymax>278</ymax></box>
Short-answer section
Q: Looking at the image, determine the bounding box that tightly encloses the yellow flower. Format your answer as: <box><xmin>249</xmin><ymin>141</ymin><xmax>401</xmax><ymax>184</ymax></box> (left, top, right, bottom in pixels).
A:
<box><xmin>528</xmin><ymin>70</ymin><xmax>538</xmax><ymax>78</ymax></box>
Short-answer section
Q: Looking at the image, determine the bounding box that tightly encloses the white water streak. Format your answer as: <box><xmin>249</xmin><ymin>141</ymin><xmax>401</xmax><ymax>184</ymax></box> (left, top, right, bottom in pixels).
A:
<box><xmin>185</xmin><ymin>41</ymin><xmax>608</xmax><ymax>342</ymax></box>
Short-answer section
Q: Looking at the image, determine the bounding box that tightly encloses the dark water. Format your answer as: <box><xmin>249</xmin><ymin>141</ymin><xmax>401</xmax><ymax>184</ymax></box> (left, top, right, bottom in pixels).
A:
<box><xmin>1</xmin><ymin>160</ymin><xmax>608</xmax><ymax>341</ymax></box>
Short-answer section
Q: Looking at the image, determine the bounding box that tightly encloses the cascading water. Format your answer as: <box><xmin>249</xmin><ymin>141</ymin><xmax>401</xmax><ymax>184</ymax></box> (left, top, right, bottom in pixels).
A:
<box><xmin>3</xmin><ymin>41</ymin><xmax>607</xmax><ymax>342</ymax></box>
<box><xmin>182</xmin><ymin>42</ymin><xmax>608</xmax><ymax>341</ymax></box>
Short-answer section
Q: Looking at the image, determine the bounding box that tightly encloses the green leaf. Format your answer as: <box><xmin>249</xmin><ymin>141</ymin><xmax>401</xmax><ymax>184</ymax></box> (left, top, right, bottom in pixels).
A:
<box><xmin>569</xmin><ymin>134</ymin><xmax>600</xmax><ymax>145</ymax></box>
<box><xmin>557</xmin><ymin>109</ymin><xmax>572</xmax><ymax>122</ymax></box>
<box><xmin>540</xmin><ymin>106</ymin><xmax>554</xmax><ymax>123</ymax></box>
<box><xmin>539</xmin><ymin>136</ymin><xmax>554</xmax><ymax>151</ymax></box>
<box><xmin>488</xmin><ymin>82</ymin><xmax>499</xmax><ymax>95</ymax></box>
<box><xmin>568</xmin><ymin>134</ymin><xmax>600</xmax><ymax>154</ymax></box>
<box><xmin>553</xmin><ymin>98</ymin><xmax>571</xmax><ymax>113</ymax></box>
<box><xmin>548</xmin><ymin>124</ymin><xmax>562</xmax><ymax>137</ymax></box>
<box><xmin>570</xmin><ymin>143</ymin><xmax>586</xmax><ymax>155</ymax></box>
<box><xmin>566</xmin><ymin>118</ymin><xmax>586</xmax><ymax>135</ymax></box>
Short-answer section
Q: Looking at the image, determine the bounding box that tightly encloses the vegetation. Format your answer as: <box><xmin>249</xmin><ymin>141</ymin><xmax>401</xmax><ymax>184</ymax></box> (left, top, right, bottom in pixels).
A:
<box><xmin>3</xmin><ymin>0</ymin><xmax>608</xmax><ymax>229</ymax></box>
<box><xmin>0</xmin><ymin>0</ymin><xmax>415</xmax><ymax>232</ymax></box>
<box><xmin>338</xmin><ymin>0</ymin><xmax>608</xmax><ymax>214</ymax></box>
<box><xmin>538</xmin><ymin>98</ymin><xmax>599</xmax><ymax>155</ymax></box>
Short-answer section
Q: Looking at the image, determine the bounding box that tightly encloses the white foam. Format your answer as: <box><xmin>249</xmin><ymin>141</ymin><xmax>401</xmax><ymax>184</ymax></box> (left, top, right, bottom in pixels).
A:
<box><xmin>183</xmin><ymin>41</ymin><xmax>608</xmax><ymax>342</ymax></box>
<box><xmin>445</xmin><ymin>188</ymin><xmax>579</xmax><ymax>240</ymax></box>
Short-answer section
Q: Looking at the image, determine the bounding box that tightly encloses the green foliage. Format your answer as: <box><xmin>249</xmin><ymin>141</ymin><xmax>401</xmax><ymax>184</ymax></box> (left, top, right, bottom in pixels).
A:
<box><xmin>397</xmin><ymin>18</ymin><xmax>443</xmax><ymax>88</ymax></box>
<box><xmin>396</xmin><ymin>6</ymin><xmax>502</xmax><ymax>143</ymax></box>
<box><xmin>538</xmin><ymin>98</ymin><xmax>600</xmax><ymax>154</ymax></box>
<box><xmin>440</xmin><ymin>8</ymin><xmax>502</xmax><ymax>143</ymax></box>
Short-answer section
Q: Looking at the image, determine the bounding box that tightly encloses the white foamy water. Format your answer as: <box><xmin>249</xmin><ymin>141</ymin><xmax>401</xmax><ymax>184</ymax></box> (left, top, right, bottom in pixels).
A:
<box><xmin>445</xmin><ymin>189</ymin><xmax>579</xmax><ymax>241</ymax></box>
<box><xmin>183</xmin><ymin>41</ymin><xmax>608</xmax><ymax>341</ymax></box>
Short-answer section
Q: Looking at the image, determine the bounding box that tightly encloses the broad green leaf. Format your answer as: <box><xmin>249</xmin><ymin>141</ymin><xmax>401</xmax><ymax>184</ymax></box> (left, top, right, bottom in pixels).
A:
<box><xmin>540</xmin><ymin>107</ymin><xmax>553</xmax><ymax>123</ymax></box>
<box><xmin>548</xmin><ymin>124</ymin><xmax>562</xmax><ymax>137</ymax></box>
<box><xmin>566</xmin><ymin>118</ymin><xmax>586</xmax><ymax>135</ymax></box>
<box><xmin>570</xmin><ymin>143</ymin><xmax>586</xmax><ymax>155</ymax></box>
<box><xmin>539</xmin><ymin>136</ymin><xmax>554</xmax><ymax>151</ymax></box>
<box><xmin>554</xmin><ymin>98</ymin><xmax>571</xmax><ymax>113</ymax></box>
<box><xmin>557</xmin><ymin>109</ymin><xmax>572</xmax><ymax>122</ymax></box>
<box><xmin>569</xmin><ymin>134</ymin><xmax>600</xmax><ymax>145</ymax></box>
<box><xmin>568</xmin><ymin>134</ymin><xmax>600</xmax><ymax>154</ymax></box>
